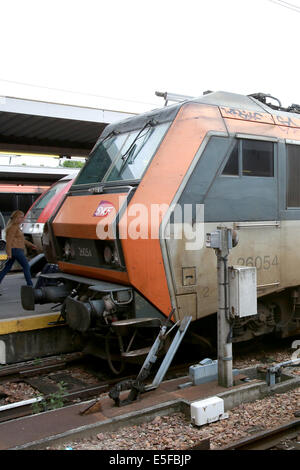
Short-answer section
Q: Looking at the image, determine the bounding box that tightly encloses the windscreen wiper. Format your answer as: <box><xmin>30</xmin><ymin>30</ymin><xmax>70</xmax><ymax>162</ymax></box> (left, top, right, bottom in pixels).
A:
<box><xmin>119</xmin><ymin>120</ymin><xmax>156</xmax><ymax>172</ymax></box>
<box><xmin>101</xmin><ymin>129</ymin><xmax>120</xmax><ymax>143</ymax></box>
<box><xmin>85</xmin><ymin>129</ymin><xmax>120</xmax><ymax>164</ymax></box>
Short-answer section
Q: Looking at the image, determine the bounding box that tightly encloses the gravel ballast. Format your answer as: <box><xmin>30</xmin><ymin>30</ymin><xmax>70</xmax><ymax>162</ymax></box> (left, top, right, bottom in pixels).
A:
<box><xmin>46</xmin><ymin>387</ymin><xmax>300</xmax><ymax>450</ymax></box>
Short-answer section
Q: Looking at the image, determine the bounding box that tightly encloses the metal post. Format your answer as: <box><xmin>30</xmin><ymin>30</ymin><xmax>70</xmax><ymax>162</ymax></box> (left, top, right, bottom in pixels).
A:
<box><xmin>216</xmin><ymin>229</ymin><xmax>232</xmax><ymax>387</ymax></box>
<box><xmin>206</xmin><ymin>227</ymin><xmax>237</xmax><ymax>388</ymax></box>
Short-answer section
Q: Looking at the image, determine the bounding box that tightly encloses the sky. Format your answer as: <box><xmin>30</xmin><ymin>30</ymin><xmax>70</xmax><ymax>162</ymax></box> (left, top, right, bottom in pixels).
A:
<box><xmin>1</xmin><ymin>0</ymin><xmax>300</xmax><ymax>114</ymax></box>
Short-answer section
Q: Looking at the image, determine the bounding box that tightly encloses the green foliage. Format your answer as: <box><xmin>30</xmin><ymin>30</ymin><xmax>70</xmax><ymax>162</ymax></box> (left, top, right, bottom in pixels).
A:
<box><xmin>32</xmin><ymin>381</ymin><xmax>67</xmax><ymax>413</ymax></box>
<box><xmin>33</xmin><ymin>357</ymin><xmax>42</xmax><ymax>365</ymax></box>
<box><xmin>62</xmin><ymin>160</ymin><xmax>84</xmax><ymax>168</ymax></box>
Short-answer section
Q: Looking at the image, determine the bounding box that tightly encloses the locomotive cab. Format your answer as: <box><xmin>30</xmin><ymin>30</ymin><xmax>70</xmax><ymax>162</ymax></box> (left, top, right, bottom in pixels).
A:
<box><xmin>21</xmin><ymin>91</ymin><xmax>300</xmax><ymax>370</ymax></box>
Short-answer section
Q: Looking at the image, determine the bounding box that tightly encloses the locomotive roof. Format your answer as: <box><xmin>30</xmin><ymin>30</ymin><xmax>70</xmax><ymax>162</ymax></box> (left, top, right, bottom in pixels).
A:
<box><xmin>100</xmin><ymin>91</ymin><xmax>299</xmax><ymax>137</ymax></box>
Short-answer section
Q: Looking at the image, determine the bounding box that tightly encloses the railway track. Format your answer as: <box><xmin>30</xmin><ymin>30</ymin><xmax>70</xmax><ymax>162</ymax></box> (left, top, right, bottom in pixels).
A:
<box><xmin>220</xmin><ymin>419</ymin><xmax>300</xmax><ymax>450</ymax></box>
<box><xmin>0</xmin><ymin>353</ymin><xmax>193</xmax><ymax>424</ymax></box>
<box><xmin>0</xmin><ymin>352</ymin><xmax>85</xmax><ymax>384</ymax></box>
<box><xmin>0</xmin><ymin>340</ymin><xmax>298</xmax><ymax>449</ymax></box>
<box><xmin>184</xmin><ymin>418</ymin><xmax>300</xmax><ymax>450</ymax></box>
<box><xmin>0</xmin><ymin>378</ymin><xmax>129</xmax><ymax>423</ymax></box>
<box><xmin>0</xmin><ymin>356</ymin><xmax>138</xmax><ymax>423</ymax></box>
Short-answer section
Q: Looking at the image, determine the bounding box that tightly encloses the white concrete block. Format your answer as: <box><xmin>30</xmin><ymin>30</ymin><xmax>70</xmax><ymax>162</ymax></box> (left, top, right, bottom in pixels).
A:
<box><xmin>191</xmin><ymin>396</ymin><xmax>228</xmax><ymax>426</ymax></box>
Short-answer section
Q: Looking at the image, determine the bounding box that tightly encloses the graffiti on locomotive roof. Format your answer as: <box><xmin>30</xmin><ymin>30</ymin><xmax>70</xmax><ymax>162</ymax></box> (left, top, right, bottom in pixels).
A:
<box><xmin>220</xmin><ymin>106</ymin><xmax>274</xmax><ymax>124</ymax></box>
<box><xmin>221</xmin><ymin>106</ymin><xmax>300</xmax><ymax>128</ymax></box>
<box><xmin>93</xmin><ymin>200</ymin><xmax>115</xmax><ymax>217</ymax></box>
<box><xmin>273</xmin><ymin>114</ymin><xmax>300</xmax><ymax>128</ymax></box>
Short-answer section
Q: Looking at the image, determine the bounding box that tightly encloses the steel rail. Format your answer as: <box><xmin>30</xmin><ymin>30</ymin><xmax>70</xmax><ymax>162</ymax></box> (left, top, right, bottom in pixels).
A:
<box><xmin>0</xmin><ymin>381</ymin><xmax>112</xmax><ymax>423</ymax></box>
<box><xmin>0</xmin><ymin>372</ymin><xmax>138</xmax><ymax>423</ymax></box>
<box><xmin>220</xmin><ymin>418</ymin><xmax>300</xmax><ymax>450</ymax></box>
<box><xmin>0</xmin><ymin>352</ymin><xmax>84</xmax><ymax>383</ymax></box>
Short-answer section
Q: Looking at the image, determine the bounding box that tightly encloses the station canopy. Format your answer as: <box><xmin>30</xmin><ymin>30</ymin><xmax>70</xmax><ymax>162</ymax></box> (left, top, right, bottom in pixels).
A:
<box><xmin>0</xmin><ymin>95</ymin><xmax>135</xmax><ymax>158</ymax></box>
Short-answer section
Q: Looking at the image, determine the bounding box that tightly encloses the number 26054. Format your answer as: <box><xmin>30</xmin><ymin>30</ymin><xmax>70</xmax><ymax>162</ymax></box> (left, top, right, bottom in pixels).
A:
<box><xmin>236</xmin><ymin>255</ymin><xmax>279</xmax><ymax>270</ymax></box>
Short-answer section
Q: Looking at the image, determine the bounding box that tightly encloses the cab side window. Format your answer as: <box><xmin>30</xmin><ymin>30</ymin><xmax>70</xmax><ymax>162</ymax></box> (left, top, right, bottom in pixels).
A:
<box><xmin>222</xmin><ymin>141</ymin><xmax>239</xmax><ymax>176</ymax></box>
<box><xmin>222</xmin><ymin>139</ymin><xmax>274</xmax><ymax>177</ymax></box>
<box><xmin>287</xmin><ymin>144</ymin><xmax>300</xmax><ymax>207</ymax></box>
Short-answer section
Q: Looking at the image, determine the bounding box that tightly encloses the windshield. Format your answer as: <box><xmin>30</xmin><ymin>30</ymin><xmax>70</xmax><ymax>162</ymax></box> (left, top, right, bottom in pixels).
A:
<box><xmin>74</xmin><ymin>121</ymin><xmax>170</xmax><ymax>186</ymax></box>
<box><xmin>33</xmin><ymin>180</ymin><xmax>68</xmax><ymax>211</ymax></box>
<box><xmin>24</xmin><ymin>180</ymin><xmax>69</xmax><ymax>221</ymax></box>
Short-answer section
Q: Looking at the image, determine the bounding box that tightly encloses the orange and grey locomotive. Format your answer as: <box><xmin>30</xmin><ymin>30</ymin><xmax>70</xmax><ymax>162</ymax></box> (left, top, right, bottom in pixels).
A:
<box><xmin>21</xmin><ymin>91</ymin><xmax>300</xmax><ymax>368</ymax></box>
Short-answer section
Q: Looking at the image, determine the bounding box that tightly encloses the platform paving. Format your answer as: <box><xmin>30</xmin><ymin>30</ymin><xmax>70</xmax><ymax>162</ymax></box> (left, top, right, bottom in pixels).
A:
<box><xmin>0</xmin><ymin>272</ymin><xmax>57</xmax><ymax>320</ymax></box>
<box><xmin>0</xmin><ymin>272</ymin><xmax>82</xmax><ymax>363</ymax></box>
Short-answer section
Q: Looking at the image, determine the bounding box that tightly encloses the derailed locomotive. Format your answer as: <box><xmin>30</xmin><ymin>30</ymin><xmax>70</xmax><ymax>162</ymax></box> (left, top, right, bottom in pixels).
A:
<box><xmin>22</xmin><ymin>91</ymin><xmax>300</xmax><ymax>369</ymax></box>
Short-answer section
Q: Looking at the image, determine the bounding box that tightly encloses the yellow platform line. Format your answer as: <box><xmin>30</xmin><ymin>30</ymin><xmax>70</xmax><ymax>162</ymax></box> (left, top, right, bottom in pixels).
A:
<box><xmin>0</xmin><ymin>312</ymin><xmax>62</xmax><ymax>335</ymax></box>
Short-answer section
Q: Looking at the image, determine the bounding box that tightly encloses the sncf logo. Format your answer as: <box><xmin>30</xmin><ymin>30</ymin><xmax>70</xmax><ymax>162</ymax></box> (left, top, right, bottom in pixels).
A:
<box><xmin>94</xmin><ymin>200</ymin><xmax>115</xmax><ymax>217</ymax></box>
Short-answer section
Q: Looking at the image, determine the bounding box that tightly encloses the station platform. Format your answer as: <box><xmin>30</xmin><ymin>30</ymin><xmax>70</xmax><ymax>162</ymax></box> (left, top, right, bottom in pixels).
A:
<box><xmin>0</xmin><ymin>273</ymin><xmax>82</xmax><ymax>364</ymax></box>
<box><xmin>0</xmin><ymin>272</ymin><xmax>57</xmax><ymax>321</ymax></box>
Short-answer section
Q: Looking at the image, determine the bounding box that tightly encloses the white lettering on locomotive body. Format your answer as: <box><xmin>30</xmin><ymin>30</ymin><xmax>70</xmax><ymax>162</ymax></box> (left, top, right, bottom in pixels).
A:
<box><xmin>97</xmin><ymin>206</ymin><xmax>111</xmax><ymax>216</ymax></box>
<box><xmin>94</xmin><ymin>200</ymin><xmax>115</xmax><ymax>217</ymax></box>
<box><xmin>291</xmin><ymin>340</ymin><xmax>300</xmax><ymax>360</ymax></box>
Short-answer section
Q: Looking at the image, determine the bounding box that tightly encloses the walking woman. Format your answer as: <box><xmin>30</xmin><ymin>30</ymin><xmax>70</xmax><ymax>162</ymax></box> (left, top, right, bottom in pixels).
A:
<box><xmin>0</xmin><ymin>210</ymin><xmax>37</xmax><ymax>294</ymax></box>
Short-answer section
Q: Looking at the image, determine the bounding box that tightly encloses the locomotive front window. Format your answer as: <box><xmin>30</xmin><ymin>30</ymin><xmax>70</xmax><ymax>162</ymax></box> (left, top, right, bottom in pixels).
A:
<box><xmin>104</xmin><ymin>122</ymin><xmax>170</xmax><ymax>182</ymax></box>
<box><xmin>74</xmin><ymin>133</ymin><xmax>128</xmax><ymax>186</ymax></box>
<box><xmin>24</xmin><ymin>180</ymin><xmax>69</xmax><ymax>221</ymax></box>
<box><xmin>73</xmin><ymin>121</ymin><xmax>170</xmax><ymax>186</ymax></box>
<box><xmin>32</xmin><ymin>181</ymin><xmax>69</xmax><ymax>211</ymax></box>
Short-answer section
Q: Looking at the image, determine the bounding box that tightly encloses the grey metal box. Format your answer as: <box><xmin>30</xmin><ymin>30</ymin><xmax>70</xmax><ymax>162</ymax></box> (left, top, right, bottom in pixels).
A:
<box><xmin>229</xmin><ymin>266</ymin><xmax>257</xmax><ymax>317</ymax></box>
<box><xmin>189</xmin><ymin>358</ymin><xmax>218</xmax><ymax>384</ymax></box>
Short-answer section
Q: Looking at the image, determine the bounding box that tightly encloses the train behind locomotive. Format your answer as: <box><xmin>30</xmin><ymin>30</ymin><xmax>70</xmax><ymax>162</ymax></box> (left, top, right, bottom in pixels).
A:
<box><xmin>21</xmin><ymin>91</ymin><xmax>300</xmax><ymax>368</ymax></box>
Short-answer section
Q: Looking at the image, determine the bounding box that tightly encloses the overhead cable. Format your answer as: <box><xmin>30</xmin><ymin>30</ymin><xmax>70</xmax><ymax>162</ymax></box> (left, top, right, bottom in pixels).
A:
<box><xmin>267</xmin><ymin>0</ymin><xmax>300</xmax><ymax>13</ymax></box>
<box><xmin>0</xmin><ymin>77</ymin><xmax>158</xmax><ymax>107</ymax></box>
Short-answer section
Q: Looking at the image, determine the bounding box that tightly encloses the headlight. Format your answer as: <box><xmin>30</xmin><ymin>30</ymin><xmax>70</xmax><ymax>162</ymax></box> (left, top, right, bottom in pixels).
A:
<box><xmin>103</xmin><ymin>245</ymin><xmax>120</xmax><ymax>265</ymax></box>
<box><xmin>104</xmin><ymin>245</ymin><xmax>113</xmax><ymax>263</ymax></box>
<box><xmin>64</xmin><ymin>241</ymin><xmax>75</xmax><ymax>260</ymax></box>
